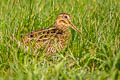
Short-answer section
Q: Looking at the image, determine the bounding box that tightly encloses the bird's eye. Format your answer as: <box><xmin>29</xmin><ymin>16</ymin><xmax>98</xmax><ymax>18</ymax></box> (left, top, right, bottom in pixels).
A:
<box><xmin>64</xmin><ymin>16</ymin><xmax>67</xmax><ymax>18</ymax></box>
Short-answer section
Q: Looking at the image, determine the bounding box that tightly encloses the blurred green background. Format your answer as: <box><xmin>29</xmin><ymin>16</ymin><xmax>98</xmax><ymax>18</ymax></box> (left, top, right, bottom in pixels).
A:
<box><xmin>0</xmin><ymin>0</ymin><xmax>120</xmax><ymax>80</ymax></box>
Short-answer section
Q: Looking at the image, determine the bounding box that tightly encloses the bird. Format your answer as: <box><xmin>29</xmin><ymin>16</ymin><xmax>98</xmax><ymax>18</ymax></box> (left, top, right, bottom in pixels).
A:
<box><xmin>21</xmin><ymin>13</ymin><xmax>80</xmax><ymax>55</ymax></box>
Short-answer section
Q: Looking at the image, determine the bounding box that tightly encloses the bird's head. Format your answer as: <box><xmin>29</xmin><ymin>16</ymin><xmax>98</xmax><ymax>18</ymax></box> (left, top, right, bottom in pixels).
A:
<box><xmin>55</xmin><ymin>13</ymin><xmax>80</xmax><ymax>32</ymax></box>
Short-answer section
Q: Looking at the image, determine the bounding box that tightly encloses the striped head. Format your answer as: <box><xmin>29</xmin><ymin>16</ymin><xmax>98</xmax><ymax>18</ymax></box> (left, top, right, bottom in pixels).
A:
<box><xmin>55</xmin><ymin>13</ymin><xmax>80</xmax><ymax>32</ymax></box>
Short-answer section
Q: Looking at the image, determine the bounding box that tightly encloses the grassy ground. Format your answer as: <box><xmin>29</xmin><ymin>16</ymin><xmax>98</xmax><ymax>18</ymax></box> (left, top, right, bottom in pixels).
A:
<box><xmin>0</xmin><ymin>0</ymin><xmax>120</xmax><ymax>80</ymax></box>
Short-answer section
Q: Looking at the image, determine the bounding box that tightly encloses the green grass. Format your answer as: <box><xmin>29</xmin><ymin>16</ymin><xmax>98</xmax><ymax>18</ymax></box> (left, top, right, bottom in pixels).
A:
<box><xmin>0</xmin><ymin>0</ymin><xmax>120</xmax><ymax>80</ymax></box>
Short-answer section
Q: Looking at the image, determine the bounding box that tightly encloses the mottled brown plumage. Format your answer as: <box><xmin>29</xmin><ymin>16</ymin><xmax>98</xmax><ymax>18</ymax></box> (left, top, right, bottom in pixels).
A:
<box><xmin>21</xmin><ymin>13</ymin><xmax>80</xmax><ymax>55</ymax></box>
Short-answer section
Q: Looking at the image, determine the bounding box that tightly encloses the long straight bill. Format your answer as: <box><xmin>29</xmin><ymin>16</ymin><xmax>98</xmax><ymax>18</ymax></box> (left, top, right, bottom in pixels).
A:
<box><xmin>71</xmin><ymin>23</ymin><xmax>81</xmax><ymax>33</ymax></box>
<box><xmin>67</xmin><ymin>19</ymin><xmax>81</xmax><ymax>33</ymax></box>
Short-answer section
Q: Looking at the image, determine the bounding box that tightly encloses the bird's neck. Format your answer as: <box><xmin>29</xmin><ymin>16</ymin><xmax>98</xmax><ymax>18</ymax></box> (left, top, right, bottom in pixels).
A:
<box><xmin>55</xmin><ymin>25</ymin><xmax>71</xmax><ymax>39</ymax></box>
<box><xmin>55</xmin><ymin>25</ymin><xmax>70</xmax><ymax>32</ymax></box>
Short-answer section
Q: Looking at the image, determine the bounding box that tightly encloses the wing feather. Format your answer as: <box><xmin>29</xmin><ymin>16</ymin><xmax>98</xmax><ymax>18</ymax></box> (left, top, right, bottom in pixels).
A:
<box><xmin>21</xmin><ymin>27</ymin><xmax>63</xmax><ymax>43</ymax></box>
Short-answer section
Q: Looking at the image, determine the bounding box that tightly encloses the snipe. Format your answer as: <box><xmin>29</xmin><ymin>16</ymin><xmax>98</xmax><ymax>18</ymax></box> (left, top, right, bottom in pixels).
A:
<box><xmin>21</xmin><ymin>13</ymin><xmax>80</xmax><ymax>55</ymax></box>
